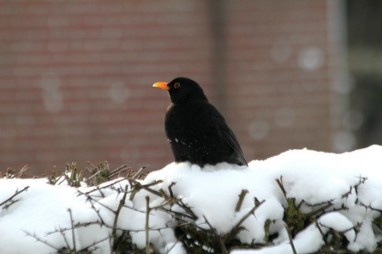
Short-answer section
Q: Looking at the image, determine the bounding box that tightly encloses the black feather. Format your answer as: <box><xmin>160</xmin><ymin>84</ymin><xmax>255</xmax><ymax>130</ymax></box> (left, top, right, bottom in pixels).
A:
<box><xmin>157</xmin><ymin>77</ymin><xmax>248</xmax><ymax>167</ymax></box>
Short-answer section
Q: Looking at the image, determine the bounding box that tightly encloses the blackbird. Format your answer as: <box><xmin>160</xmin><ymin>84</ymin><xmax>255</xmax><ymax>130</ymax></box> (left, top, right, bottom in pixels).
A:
<box><xmin>153</xmin><ymin>77</ymin><xmax>247</xmax><ymax>167</ymax></box>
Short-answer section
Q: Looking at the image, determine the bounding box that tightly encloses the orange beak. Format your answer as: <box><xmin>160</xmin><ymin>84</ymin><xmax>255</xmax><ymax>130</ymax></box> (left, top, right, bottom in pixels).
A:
<box><xmin>153</xmin><ymin>81</ymin><xmax>169</xmax><ymax>90</ymax></box>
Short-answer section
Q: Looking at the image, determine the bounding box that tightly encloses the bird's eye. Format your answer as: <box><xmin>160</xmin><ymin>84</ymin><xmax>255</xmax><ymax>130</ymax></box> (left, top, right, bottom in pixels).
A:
<box><xmin>174</xmin><ymin>82</ymin><xmax>181</xmax><ymax>89</ymax></box>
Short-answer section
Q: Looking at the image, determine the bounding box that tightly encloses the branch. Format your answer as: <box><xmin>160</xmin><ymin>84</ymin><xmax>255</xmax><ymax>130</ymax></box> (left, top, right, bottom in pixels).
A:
<box><xmin>145</xmin><ymin>196</ymin><xmax>150</xmax><ymax>254</ymax></box>
<box><xmin>112</xmin><ymin>185</ymin><xmax>129</xmax><ymax>251</ymax></box>
<box><xmin>78</xmin><ymin>178</ymin><xmax>127</xmax><ymax>196</ymax></box>
<box><xmin>224</xmin><ymin>199</ymin><xmax>266</xmax><ymax>243</ymax></box>
<box><xmin>314</xmin><ymin>219</ymin><xmax>327</xmax><ymax>245</ymax></box>
<box><xmin>354</xmin><ymin>176</ymin><xmax>368</xmax><ymax>195</ymax></box>
<box><xmin>285</xmin><ymin>223</ymin><xmax>297</xmax><ymax>254</ymax></box>
<box><xmin>67</xmin><ymin>208</ymin><xmax>76</xmax><ymax>251</ymax></box>
<box><xmin>24</xmin><ymin>231</ymin><xmax>59</xmax><ymax>251</ymax></box>
<box><xmin>358</xmin><ymin>201</ymin><xmax>382</xmax><ymax>213</ymax></box>
<box><xmin>130</xmin><ymin>166</ymin><xmax>146</xmax><ymax>180</ymax></box>
<box><xmin>0</xmin><ymin>186</ymin><xmax>29</xmax><ymax>209</ymax></box>
<box><xmin>129</xmin><ymin>180</ymin><xmax>163</xmax><ymax>201</ymax></box>
<box><xmin>276</xmin><ymin>176</ymin><xmax>287</xmax><ymax>198</ymax></box>
<box><xmin>203</xmin><ymin>215</ymin><xmax>228</xmax><ymax>254</ymax></box>
<box><xmin>235</xmin><ymin>189</ymin><xmax>249</xmax><ymax>212</ymax></box>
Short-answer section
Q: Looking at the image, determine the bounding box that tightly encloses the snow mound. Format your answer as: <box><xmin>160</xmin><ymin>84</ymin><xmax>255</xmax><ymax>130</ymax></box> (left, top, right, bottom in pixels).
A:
<box><xmin>1</xmin><ymin>146</ymin><xmax>382</xmax><ymax>253</ymax></box>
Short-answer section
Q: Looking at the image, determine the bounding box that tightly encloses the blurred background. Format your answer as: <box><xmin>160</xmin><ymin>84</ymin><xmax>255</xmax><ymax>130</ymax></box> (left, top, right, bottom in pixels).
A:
<box><xmin>0</xmin><ymin>0</ymin><xmax>381</xmax><ymax>174</ymax></box>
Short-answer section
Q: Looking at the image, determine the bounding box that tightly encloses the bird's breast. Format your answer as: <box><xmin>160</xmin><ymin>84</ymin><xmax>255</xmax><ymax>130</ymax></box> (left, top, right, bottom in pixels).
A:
<box><xmin>165</xmin><ymin>104</ymin><xmax>205</xmax><ymax>143</ymax></box>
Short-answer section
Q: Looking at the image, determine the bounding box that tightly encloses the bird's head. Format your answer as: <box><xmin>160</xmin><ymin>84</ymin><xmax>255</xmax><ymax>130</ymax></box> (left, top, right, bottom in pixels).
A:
<box><xmin>153</xmin><ymin>77</ymin><xmax>208</xmax><ymax>104</ymax></box>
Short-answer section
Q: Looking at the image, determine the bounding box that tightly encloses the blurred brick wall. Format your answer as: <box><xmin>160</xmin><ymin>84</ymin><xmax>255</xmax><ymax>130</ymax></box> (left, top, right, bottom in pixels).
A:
<box><xmin>224</xmin><ymin>1</ymin><xmax>346</xmax><ymax>158</ymax></box>
<box><xmin>0</xmin><ymin>1</ymin><xmax>346</xmax><ymax>173</ymax></box>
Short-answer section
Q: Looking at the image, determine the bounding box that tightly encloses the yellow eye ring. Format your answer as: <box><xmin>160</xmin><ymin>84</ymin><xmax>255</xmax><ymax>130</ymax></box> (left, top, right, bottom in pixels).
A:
<box><xmin>174</xmin><ymin>82</ymin><xmax>181</xmax><ymax>89</ymax></box>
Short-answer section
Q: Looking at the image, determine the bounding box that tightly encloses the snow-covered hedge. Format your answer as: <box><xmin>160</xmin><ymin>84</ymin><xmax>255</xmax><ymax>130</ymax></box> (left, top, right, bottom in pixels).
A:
<box><xmin>1</xmin><ymin>146</ymin><xmax>382</xmax><ymax>253</ymax></box>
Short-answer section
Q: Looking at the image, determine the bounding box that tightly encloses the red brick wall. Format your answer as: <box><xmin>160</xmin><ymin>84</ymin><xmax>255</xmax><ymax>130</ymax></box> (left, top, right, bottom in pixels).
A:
<box><xmin>0</xmin><ymin>1</ymin><xmax>345</xmax><ymax>173</ymax></box>
<box><xmin>225</xmin><ymin>1</ymin><xmax>340</xmax><ymax>158</ymax></box>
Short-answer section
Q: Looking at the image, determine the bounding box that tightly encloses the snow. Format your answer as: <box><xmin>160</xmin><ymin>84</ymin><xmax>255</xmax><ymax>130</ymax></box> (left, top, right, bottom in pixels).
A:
<box><xmin>1</xmin><ymin>146</ymin><xmax>382</xmax><ymax>253</ymax></box>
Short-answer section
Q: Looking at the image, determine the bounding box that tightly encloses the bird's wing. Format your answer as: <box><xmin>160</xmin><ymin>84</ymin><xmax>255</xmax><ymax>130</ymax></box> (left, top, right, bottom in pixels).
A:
<box><xmin>206</xmin><ymin>104</ymin><xmax>248</xmax><ymax>166</ymax></box>
<box><xmin>221</xmin><ymin>127</ymin><xmax>248</xmax><ymax>166</ymax></box>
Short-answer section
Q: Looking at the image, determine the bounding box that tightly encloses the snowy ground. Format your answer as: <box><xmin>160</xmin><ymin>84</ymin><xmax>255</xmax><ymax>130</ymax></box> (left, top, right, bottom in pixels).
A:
<box><xmin>1</xmin><ymin>146</ymin><xmax>382</xmax><ymax>253</ymax></box>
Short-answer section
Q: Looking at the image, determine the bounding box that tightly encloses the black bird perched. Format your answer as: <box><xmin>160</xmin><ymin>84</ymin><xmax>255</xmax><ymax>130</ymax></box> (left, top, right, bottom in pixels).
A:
<box><xmin>153</xmin><ymin>77</ymin><xmax>247</xmax><ymax>167</ymax></box>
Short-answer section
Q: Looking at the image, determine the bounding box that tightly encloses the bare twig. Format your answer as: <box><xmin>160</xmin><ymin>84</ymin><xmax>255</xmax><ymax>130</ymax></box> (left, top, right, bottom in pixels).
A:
<box><xmin>285</xmin><ymin>223</ymin><xmax>297</xmax><ymax>254</ymax></box>
<box><xmin>86</xmin><ymin>161</ymin><xmax>110</xmax><ymax>184</ymax></box>
<box><xmin>354</xmin><ymin>176</ymin><xmax>367</xmax><ymax>195</ymax></box>
<box><xmin>314</xmin><ymin>219</ymin><xmax>327</xmax><ymax>245</ymax></box>
<box><xmin>319</xmin><ymin>221</ymin><xmax>362</xmax><ymax>235</ymax></box>
<box><xmin>27</xmin><ymin>224</ymin><xmax>109</xmax><ymax>253</ymax></box>
<box><xmin>225</xmin><ymin>199</ymin><xmax>266</xmax><ymax>243</ymax></box>
<box><xmin>86</xmin><ymin>162</ymin><xmax>131</xmax><ymax>185</ymax></box>
<box><xmin>67</xmin><ymin>208</ymin><xmax>76</xmax><ymax>251</ymax></box>
<box><xmin>145</xmin><ymin>196</ymin><xmax>150</xmax><ymax>254</ymax></box>
<box><xmin>157</xmin><ymin>196</ymin><xmax>198</xmax><ymax>221</ymax></box>
<box><xmin>203</xmin><ymin>215</ymin><xmax>228</xmax><ymax>254</ymax></box>
<box><xmin>83</xmin><ymin>195</ymin><xmax>106</xmax><ymax>224</ymax></box>
<box><xmin>24</xmin><ymin>231</ymin><xmax>59</xmax><ymax>251</ymax></box>
<box><xmin>1</xmin><ymin>165</ymin><xmax>29</xmax><ymax>178</ymax></box>
<box><xmin>131</xmin><ymin>166</ymin><xmax>146</xmax><ymax>180</ymax></box>
<box><xmin>129</xmin><ymin>180</ymin><xmax>163</xmax><ymax>201</ymax></box>
<box><xmin>58</xmin><ymin>227</ymin><xmax>71</xmax><ymax>251</ymax></box>
<box><xmin>358</xmin><ymin>201</ymin><xmax>382</xmax><ymax>213</ymax></box>
<box><xmin>235</xmin><ymin>189</ymin><xmax>249</xmax><ymax>212</ymax></box>
<box><xmin>45</xmin><ymin>221</ymin><xmax>103</xmax><ymax>236</ymax></box>
<box><xmin>0</xmin><ymin>186</ymin><xmax>29</xmax><ymax>209</ymax></box>
<box><xmin>79</xmin><ymin>178</ymin><xmax>127</xmax><ymax>196</ymax></box>
<box><xmin>305</xmin><ymin>201</ymin><xmax>334</xmax><ymax>218</ymax></box>
<box><xmin>112</xmin><ymin>185</ymin><xmax>129</xmax><ymax>250</ymax></box>
<box><xmin>276</xmin><ymin>177</ymin><xmax>287</xmax><ymax>198</ymax></box>
<box><xmin>341</xmin><ymin>186</ymin><xmax>353</xmax><ymax>199</ymax></box>
<box><xmin>167</xmin><ymin>182</ymin><xmax>176</xmax><ymax>198</ymax></box>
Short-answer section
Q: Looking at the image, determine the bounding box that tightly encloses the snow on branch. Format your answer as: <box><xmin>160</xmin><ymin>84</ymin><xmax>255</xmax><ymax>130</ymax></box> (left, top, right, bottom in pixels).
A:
<box><xmin>0</xmin><ymin>146</ymin><xmax>382</xmax><ymax>253</ymax></box>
